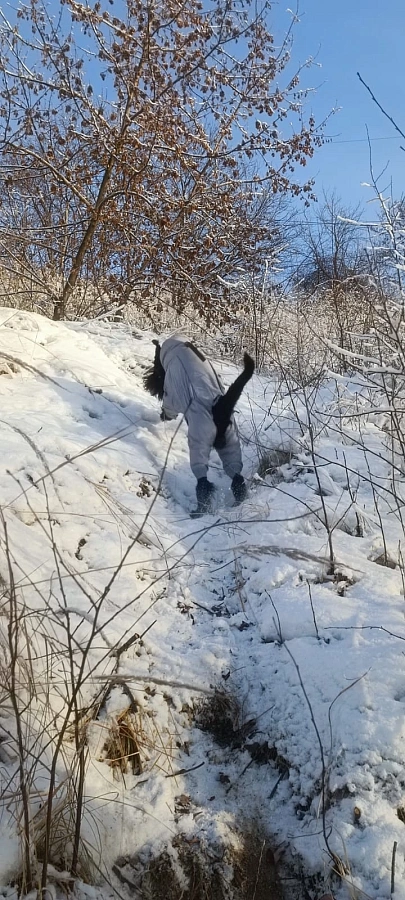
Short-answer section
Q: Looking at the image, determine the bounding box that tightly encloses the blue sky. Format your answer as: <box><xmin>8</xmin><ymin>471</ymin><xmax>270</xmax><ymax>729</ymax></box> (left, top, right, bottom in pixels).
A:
<box><xmin>274</xmin><ymin>0</ymin><xmax>405</xmax><ymax>213</ymax></box>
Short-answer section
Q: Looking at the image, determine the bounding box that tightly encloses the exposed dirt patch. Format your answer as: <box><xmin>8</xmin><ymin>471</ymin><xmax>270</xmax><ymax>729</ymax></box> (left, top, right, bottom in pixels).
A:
<box><xmin>114</xmin><ymin>824</ymin><xmax>284</xmax><ymax>900</ymax></box>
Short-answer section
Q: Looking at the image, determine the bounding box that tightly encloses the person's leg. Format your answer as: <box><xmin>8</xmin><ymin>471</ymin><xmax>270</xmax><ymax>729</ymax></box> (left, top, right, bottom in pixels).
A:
<box><xmin>230</xmin><ymin>473</ymin><xmax>247</xmax><ymax>503</ymax></box>
<box><xmin>186</xmin><ymin>402</ymin><xmax>217</xmax><ymax>516</ymax></box>
<box><xmin>191</xmin><ymin>476</ymin><xmax>216</xmax><ymax>517</ymax></box>
<box><xmin>215</xmin><ymin>420</ymin><xmax>242</xmax><ymax>477</ymax></box>
<box><xmin>215</xmin><ymin>421</ymin><xmax>247</xmax><ymax>504</ymax></box>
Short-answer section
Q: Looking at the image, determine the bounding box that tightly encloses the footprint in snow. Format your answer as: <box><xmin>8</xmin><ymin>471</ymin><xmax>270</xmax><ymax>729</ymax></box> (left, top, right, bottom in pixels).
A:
<box><xmin>83</xmin><ymin>406</ymin><xmax>102</xmax><ymax>420</ymax></box>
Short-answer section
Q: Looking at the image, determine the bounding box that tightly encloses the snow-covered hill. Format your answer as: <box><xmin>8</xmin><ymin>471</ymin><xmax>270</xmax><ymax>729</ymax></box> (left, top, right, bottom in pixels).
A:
<box><xmin>0</xmin><ymin>309</ymin><xmax>404</xmax><ymax>900</ymax></box>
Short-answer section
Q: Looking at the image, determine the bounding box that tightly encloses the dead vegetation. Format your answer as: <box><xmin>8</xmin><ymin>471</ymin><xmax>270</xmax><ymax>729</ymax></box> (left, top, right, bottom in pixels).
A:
<box><xmin>194</xmin><ymin>689</ymin><xmax>256</xmax><ymax>749</ymax></box>
<box><xmin>256</xmin><ymin>448</ymin><xmax>295</xmax><ymax>481</ymax></box>
<box><xmin>114</xmin><ymin>823</ymin><xmax>284</xmax><ymax>900</ymax></box>
<box><xmin>32</xmin><ymin>790</ymin><xmax>96</xmax><ymax>884</ymax></box>
<box><xmin>100</xmin><ymin>707</ymin><xmax>143</xmax><ymax>776</ymax></box>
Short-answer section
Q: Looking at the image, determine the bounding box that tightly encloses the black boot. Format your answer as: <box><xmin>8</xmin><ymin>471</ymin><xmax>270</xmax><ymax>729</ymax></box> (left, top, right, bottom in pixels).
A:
<box><xmin>191</xmin><ymin>477</ymin><xmax>216</xmax><ymax>518</ymax></box>
<box><xmin>231</xmin><ymin>474</ymin><xmax>247</xmax><ymax>505</ymax></box>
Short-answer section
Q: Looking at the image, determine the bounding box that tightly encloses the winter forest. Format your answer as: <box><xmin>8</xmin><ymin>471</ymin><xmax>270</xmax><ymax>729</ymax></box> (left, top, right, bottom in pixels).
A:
<box><xmin>0</xmin><ymin>2</ymin><xmax>405</xmax><ymax>899</ymax></box>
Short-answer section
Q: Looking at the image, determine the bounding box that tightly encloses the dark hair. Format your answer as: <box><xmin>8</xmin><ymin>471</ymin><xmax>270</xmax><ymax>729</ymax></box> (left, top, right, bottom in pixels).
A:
<box><xmin>143</xmin><ymin>339</ymin><xmax>165</xmax><ymax>400</ymax></box>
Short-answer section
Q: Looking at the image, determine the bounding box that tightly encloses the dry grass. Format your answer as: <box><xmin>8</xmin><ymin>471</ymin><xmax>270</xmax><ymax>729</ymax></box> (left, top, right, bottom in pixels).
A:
<box><xmin>194</xmin><ymin>689</ymin><xmax>244</xmax><ymax>749</ymax></box>
<box><xmin>256</xmin><ymin>448</ymin><xmax>294</xmax><ymax>480</ymax></box>
<box><xmin>32</xmin><ymin>784</ymin><xmax>97</xmax><ymax>883</ymax></box>
<box><xmin>114</xmin><ymin>823</ymin><xmax>284</xmax><ymax>900</ymax></box>
<box><xmin>100</xmin><ymin>707</ymin><xmax>142</xmax><ymax>776</ymax></box>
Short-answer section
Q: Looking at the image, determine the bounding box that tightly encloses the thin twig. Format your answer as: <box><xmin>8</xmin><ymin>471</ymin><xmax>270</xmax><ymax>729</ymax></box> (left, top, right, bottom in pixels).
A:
<box><xmin>357</xmin><ymin>73</ymin><xmax>405</xmax><ymax>149</ymax></box>
<box><xmin>391</xmin><ymin>840</ymin><xmax>398</xmax><ymax>895</ymax></box>
<box><xmin>165</xmin><ymin>761</ymin><xmax>205</xmax><ymax>778</ymax></box>
<box><xmin>307</xmin><ymin>580</ymin><xmax>320</xmax><ymax>640</ymax></box>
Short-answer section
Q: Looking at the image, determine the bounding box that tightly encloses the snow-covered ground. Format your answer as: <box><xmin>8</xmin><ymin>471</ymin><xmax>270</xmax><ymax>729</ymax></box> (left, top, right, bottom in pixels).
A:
<box><xmin>0</xmin><ymin>308</ymin><xmax>405</xmax><ymax>899</ymax></box>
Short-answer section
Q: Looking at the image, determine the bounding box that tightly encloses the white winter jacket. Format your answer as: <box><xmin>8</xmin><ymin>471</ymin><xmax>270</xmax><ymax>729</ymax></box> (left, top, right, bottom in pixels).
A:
<box><xmin>160</xmin><ymin>335</ymin><xmax>224</xmax><ymax>480</ymax></box>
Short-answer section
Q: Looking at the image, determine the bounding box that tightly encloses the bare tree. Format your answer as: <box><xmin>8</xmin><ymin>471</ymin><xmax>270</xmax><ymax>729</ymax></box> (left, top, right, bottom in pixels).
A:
<box><xmin>293</xmin><ymin>193</ymin><xmax>373</xmax><ymax>363</ymax></box>
<box><xmin>0</xmin><ymin>0</ymin><xmax>325</xmax><ymax>320</ymax></box>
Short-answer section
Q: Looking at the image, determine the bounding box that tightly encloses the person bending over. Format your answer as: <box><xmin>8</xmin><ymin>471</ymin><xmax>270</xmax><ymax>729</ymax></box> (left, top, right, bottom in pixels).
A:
<box><xmin>143</xmin><ymin>334</ymin><xmax>254</xmax><ymax>516</ymax></box>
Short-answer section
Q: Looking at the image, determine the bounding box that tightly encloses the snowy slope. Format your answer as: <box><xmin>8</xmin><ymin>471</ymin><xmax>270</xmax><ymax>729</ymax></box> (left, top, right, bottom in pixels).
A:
<box><xmin>0</xmin><ymin>309</ymin><xmax>404</xmax><ymax>899</ymax></box>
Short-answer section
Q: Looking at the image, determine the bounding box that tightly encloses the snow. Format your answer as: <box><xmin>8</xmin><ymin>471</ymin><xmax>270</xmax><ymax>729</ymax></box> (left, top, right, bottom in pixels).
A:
<box><xmin>0</xmin><ymin>308</ymin><xmax>405</xmax><ymax>898</ymax></box>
